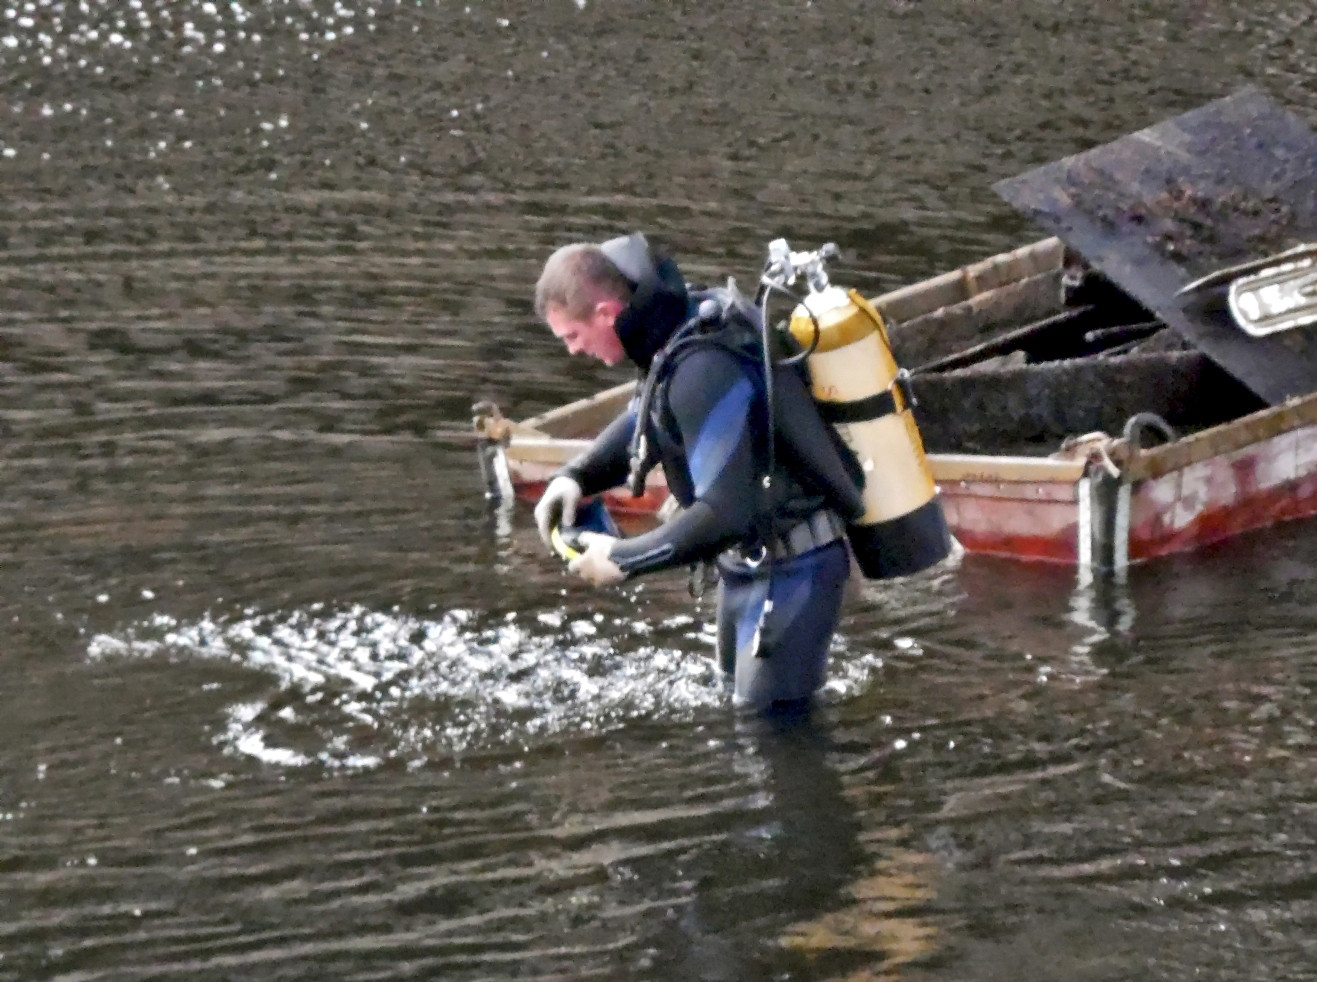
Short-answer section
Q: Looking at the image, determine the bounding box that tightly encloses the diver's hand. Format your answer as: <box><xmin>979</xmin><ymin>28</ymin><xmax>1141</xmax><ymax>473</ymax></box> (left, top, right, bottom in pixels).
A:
<box><xmin>568</xmin><ymin>532</ymin><xmax>626</xmax><ymax>586</ymax></box>
<box><xmin>534</xmin><ymin>476</ymin><xmax>582</xmax><ymax>550</ymax></box>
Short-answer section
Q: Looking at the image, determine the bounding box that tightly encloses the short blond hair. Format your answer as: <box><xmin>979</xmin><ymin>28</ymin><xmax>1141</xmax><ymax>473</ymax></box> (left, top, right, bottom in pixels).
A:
<box><xmin>534</xmin><ymin>243</ymin><xmax>633</xmax><ymax>321</ymax></box>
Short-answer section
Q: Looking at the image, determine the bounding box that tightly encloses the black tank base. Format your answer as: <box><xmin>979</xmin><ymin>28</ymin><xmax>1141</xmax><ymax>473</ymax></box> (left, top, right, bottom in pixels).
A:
<box><xmin>848</xmin><ymin>497</ymin><xmax>953</xmax><ymax>579</ymax></box>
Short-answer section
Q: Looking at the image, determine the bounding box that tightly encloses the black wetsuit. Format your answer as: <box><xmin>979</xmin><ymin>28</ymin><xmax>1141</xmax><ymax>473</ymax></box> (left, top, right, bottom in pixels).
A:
<box><xmin>557</xmin><ymin>243</ymin><xmax>863</xmax><ymax>709</ymax></box>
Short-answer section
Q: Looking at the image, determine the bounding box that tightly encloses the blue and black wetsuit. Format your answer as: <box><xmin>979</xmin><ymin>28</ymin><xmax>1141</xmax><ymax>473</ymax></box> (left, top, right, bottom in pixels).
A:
<box><xmin>557</xmin><ymin>237</ymin><xmax>864</xmax><ymax>710</ymax></box>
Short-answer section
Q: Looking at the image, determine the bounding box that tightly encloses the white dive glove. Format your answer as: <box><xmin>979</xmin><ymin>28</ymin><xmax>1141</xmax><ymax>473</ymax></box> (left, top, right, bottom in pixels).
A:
<box><xmin>533</xmin><ymin>475</ymin><xmax>582</xmax><ymax>550</ymax></box>
<box><xmin>568</xmin><ymin>532</ymin><xmax>626</xmax><ymax>587</ymax></box>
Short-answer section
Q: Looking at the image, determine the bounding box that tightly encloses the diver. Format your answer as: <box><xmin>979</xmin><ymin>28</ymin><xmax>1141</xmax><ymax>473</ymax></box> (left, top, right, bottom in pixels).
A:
<box><xmin>531</xmin><ymin>233</ymin><xmax>867</xmax><ymax>712</ymax></box>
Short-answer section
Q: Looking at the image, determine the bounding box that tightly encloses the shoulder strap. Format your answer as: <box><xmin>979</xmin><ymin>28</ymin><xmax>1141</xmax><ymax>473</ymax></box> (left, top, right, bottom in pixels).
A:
<box><xmin>624</xmin><ymin>289</ymin><xmax>756</xmax><ymax>497</ymax></box>
<box><xmin>626</xmin><ymin>314</ymin><xmax>707</xmax><ymax>496</ymax></box>
<box><xmin>627</xmin><ymin>287</ymin><xmax>863</xmax><ymax>530</ymax></box>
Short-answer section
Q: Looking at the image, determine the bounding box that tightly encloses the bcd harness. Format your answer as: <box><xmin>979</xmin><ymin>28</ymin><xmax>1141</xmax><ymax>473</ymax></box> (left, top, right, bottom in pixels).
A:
<box><xmin>594</xmin><ymin>231</ymin><xmax>949</xmax><ymax>582</ymax></box>
<box><xmin>624</xmin><ymin>283</ymin><xmax>860</xmax><ymax>570</ymax></box>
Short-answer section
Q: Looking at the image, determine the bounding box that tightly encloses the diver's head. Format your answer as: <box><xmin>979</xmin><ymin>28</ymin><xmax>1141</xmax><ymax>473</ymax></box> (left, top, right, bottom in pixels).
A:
<box><xmin>536</xmin><ymin>232</ymin><xmax>687</xmax><ymax>371</ymax></box>
<box><xmin>535</xmin><ymin>242</ymin><xmax>632</xmax><ymax>366</ymax></box>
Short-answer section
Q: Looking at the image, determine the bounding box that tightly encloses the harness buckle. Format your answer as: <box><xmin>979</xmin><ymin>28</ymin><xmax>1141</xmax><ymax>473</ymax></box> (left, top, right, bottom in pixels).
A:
<box><xmin>687</xmin><ymin>560</ymin><xmax>716</xmax><ymax>600</ymax></box>
<box><xmin>742</xmin><ymin>544</ymin><xmax>768</xmax><ymax>569</ymax></box>
<box><xmin>893</xmin><ymin>368</ymin><xmax>917</xmax><ymax>410</ymax></box>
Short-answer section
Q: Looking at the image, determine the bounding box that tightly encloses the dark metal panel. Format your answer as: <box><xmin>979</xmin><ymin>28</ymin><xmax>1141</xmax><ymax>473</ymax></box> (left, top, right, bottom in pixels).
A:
<box><xmin>910</xmin><ymin>351</ymin><xmax>1260</xmax><ymax>455</ymax></box>
<box><xmin>995</xmin><ymin>88</ymin><xmax>1317</xmax><ymax>405</ymax></box>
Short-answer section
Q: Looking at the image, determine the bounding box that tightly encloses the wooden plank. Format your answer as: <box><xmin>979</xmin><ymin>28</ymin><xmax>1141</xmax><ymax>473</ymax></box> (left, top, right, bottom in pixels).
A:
<box><xmin>872</xmin><ymin>238</ymin><xmax>1065</xmax><ymax>325</ymax></box>
<box><xmin>521</xmin><ymin>379</ymin><xmax>636</xmax><ymax>439</ymax></box>
<box><xmin>996</xmin><ymin>87</ymin><xmax>1317</xmax><ymax>405</ymax></box>
<box><xmin>1081</xmin><ymin>321</ymin><xmax>1164</xmax><ymax>351</ymax></box>
<box><xmin>913</xmin><ymin>305</ymin><xmax>1094</xmax><ymax>374</ymax></box>
<box><xmin>888</xmin><ymin>269</ymin><xmax>1065</xmax><ymax>368</ymax></box>
<box><xmin>505</xmin><ymin>436</ymin><xmax>1089</xmax><ymax>489</ymax></box>
<box><xmin>505</xmin><ymin>435</ymin><xmax>593</xmax><ymax>464</ymax></box>
<box><xmin>929</xmin><ymin>453</ymin><xmax>1086</xmax><ymax>484</ymax></box>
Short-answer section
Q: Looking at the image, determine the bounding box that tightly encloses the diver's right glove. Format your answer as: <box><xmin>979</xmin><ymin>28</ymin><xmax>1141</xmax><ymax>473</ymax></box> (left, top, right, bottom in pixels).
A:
<box><xmin>568</xmin><ymin>532</ymin><xmax>626</xmax><ymax>587</ymax></box>
<box><xmin>534</xmin><ymin>475</ymin><xmax>582</xmax><ymax>550</ymax></box>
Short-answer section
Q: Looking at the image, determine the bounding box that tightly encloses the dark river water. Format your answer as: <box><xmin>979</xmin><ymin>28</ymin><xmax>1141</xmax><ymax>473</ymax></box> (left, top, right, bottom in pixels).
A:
<box><xmin>2</xmin><ymin>2</ymin><xmax>1316</xmax><ymax>979</ymax></box>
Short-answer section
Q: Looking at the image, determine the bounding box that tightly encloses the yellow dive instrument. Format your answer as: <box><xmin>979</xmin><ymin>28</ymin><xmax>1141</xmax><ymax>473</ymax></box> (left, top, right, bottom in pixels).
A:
<box><xmin>549</xmin><ymin>525</ymin><xmax>584</xmax><ymax>562</ymax></box>
<box><xmin>548</xmin><ymin>498</ymin><xmax>620</xmax><ymax>565</ymax></box>
<box><xmin>765</xmin><ymin>240</ymin><xmax>952</xmax><ymax>578</ymax></box>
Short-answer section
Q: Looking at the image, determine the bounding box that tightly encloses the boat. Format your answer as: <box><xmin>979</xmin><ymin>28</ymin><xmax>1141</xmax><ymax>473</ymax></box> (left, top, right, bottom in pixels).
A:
<box><xmin>473</xmin><ymin>88</ymin><xmax>1317</xmax><ymax>570</ymax></box>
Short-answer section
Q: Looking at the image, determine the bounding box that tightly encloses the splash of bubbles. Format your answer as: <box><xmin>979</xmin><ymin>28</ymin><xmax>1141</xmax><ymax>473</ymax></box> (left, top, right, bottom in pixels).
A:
<box><xmin>88</xmin><ymin>603</ymin><xmax>731</xmax><ymax>765</ymax></box>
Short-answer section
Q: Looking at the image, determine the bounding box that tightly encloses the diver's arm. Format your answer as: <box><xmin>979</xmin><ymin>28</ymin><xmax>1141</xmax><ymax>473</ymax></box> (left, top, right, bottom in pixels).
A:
<box><xmin>609</xmin><ymin>349</ymin><xmax>759</xmax><ymax>576</ymax></box>
<box><xmin>556</xmin><ymin>403</ymin><xmax>636</xmax><ymax>496</ymax></box>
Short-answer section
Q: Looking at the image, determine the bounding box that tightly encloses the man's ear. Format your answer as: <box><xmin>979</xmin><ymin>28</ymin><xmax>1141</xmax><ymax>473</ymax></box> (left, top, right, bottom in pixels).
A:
<box><xmin>594</xmin><ymin>297</ymin><xmax>625</xmax><ymax>323</ymax></box>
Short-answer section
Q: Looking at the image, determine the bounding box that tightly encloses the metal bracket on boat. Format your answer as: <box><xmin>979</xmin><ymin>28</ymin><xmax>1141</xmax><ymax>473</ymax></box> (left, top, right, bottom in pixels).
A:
<box><xmin>1121</xmin><ymin>413</ymin><xmax>1176</xmax><ymax>454</ymax></box>
<box><xmin>1176</xmin><ymin>243</ymin><xmax>1317</xmax><ymax>338</ymax></box>
<box><xmin>472</xmin><ymin>399</ymin><xmax>514</xmax><ymax>445</ymax></box>
<box><xmin>472</xmin><ymin>400</ymin><xmax>515</xmax><ymax>501</ymax></box>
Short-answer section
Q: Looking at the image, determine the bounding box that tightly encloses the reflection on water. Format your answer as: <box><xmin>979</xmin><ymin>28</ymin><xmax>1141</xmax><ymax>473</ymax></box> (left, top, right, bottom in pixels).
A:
<box><xmin>1067</xmin><ymin>568</ymin><xmax>1138</xmax><ymax>666</ymax></box>
<box><xmin>1</xmin><ymin>0</ymin><xmax>1316</xmax><ymax>978</ymax></box>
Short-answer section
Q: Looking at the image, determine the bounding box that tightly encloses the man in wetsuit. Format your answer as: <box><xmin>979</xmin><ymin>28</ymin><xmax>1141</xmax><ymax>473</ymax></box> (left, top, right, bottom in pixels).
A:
<box><xmin>532</xmin><ymin>233</ymin><xmax>864</xmax><ymax>711</ymax></box>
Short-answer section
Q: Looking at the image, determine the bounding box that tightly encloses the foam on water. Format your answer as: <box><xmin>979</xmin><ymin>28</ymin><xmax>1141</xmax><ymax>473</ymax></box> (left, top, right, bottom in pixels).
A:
<box><xmin>86</xmin><ymin>600</ymin><xmax>892</xmax><ymax>767</ymax></box>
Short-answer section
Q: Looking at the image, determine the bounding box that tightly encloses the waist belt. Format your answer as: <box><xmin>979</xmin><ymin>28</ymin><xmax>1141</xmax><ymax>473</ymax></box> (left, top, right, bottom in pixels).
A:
<box><xmin>760</xmin><ymin>509</ymin><xmax>847</xmax><ymax>562</ymax></box>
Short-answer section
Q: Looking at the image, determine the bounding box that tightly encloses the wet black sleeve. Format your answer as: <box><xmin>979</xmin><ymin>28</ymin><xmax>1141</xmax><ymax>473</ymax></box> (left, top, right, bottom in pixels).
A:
<box><xmin>610</xmin><ymin>348</ymin><xmax>761</xmax><ymax>576</ymax></box>
<box><xmin>557</xmin><ymin>404</ymin><xmax>635</xmax><ymax>497</ymax></box>
<box><xmin>773</xmin><ymin>364</ymin><xmax>865</xmax><ymax>522</ymax></box>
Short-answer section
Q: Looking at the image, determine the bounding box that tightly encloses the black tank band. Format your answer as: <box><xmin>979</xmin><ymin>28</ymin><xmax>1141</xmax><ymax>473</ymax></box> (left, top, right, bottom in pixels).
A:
<box><xmin>816</xmin><ymin>372</ymin><xmax>917</xmax><ymax>425</ymax></box>
<box><xmin>816</xmin><ymin>389</ymin><xmax>898</xmax><ymax>425</ymax></box>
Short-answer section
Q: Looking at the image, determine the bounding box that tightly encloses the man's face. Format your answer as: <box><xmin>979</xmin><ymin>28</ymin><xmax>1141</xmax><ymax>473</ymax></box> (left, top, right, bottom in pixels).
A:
<box><xmin>546</xmin><ymin>300</ymin><xmax>627</xmax><ymax>367</ymax></box>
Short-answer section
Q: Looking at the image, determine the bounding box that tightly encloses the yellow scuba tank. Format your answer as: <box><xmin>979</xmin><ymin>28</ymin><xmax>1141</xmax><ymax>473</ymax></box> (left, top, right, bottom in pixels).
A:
<box><xmin>766</xmin><ymin>241</ymin><xmax>952</xmax><ymax>579</ymax></box>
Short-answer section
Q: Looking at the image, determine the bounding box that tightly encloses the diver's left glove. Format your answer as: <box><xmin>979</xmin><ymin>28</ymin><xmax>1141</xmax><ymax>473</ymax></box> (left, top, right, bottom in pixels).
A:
<box><xmin>534</xmin><ymin>475</ymin><xmax>582</xmax><ymax>550</ymax></box>
<box><xmin>568</xmin><ymin>532</ymin><xmax>626</xmax><ymax>587</ymax></box>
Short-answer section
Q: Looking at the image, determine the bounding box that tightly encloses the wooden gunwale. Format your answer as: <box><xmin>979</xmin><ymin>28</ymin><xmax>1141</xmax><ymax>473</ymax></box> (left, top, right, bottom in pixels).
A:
<box><xmin>523</xmin><ymin>380</ymin><xmax>634</xmax><ymax>439</ymax></box>
<box><xmin>930</xmin><ymin>454</ymin><xmax>1084</xmax><ymax>485</ymax></box>
<box><xmin>1122</xmin><ymin>390</ymin><xmax>1317</xmax><ymax>483</ymax></box>
<box><xmin>502</xmin><ymin>437</ymin><xmax>1091</xmax><ymax>490</ymax></box>
<box><xmin>874</xmin><ymin>238</ymin><xmax>1065</xmax><ymax>325</ymax></box>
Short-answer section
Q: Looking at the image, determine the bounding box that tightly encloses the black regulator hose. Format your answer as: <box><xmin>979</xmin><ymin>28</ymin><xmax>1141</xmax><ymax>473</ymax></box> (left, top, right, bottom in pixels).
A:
<box><xmin>755</xmin><ymin>277</ymin><xmax>822</xmax><ymax>489</ymax></box>
<box><xmin>759</xmin><ymin>278</ymin><xmax>821</xmax><ymax>367</ymax></box>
